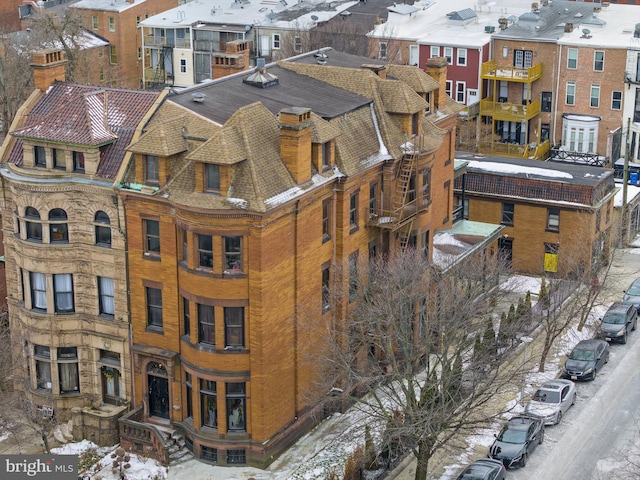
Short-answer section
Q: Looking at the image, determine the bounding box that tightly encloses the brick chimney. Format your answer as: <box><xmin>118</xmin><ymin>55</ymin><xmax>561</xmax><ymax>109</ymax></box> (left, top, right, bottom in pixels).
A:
<box><xmin>279</xmin><ymin>107</ymin><xmax>313</xmax><ymax>184</ymax></box>
<box><xmin>31</xmin><ymin>49</ymin><xmax>67</xmax><ymax>91</ymax></box>
<box><xmin>425</xmin><ymin>57</ymin><xmax>449</xmax><ymax>112</ymax></box>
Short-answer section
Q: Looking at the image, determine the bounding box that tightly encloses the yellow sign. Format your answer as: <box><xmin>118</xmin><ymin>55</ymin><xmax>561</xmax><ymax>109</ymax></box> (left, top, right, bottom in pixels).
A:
<box><xmin>544</xmin><ymin>253</ymin><xmax>558</xmax><ymax>272</ymax></box>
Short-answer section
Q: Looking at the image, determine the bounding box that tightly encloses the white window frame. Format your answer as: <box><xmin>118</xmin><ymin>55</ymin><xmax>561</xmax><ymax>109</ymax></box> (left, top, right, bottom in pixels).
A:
<box><xmin>612</xmin><ymin>90</ymin><xmax>622</xmax><ymax>110</ymax></box>
<box><xmin>456</xmin><ymin>48</ymin><xmax>467</xmax><ymax>66</ymax></box>
<box><xmin>443</xmin><ymin>47</ymin><xmax>453</xmax><ymax>64</ymax></box>
<box><xmin>566</xmin><ymin>82</ymin><xmax>576</xmax><ymax>105</ymax></box>
<box><xmin>294</xmin><ymin>36</ymin><xmax>302</xmax><ymax>53</ymax></box>
<box><xmin>567</xmin><ymin>48</ymin><xmax>578</xmax><ymax>69</ymax></box>
<box><xmin>409</xmin><ymin>45</ymin><xmax>418</xmax><ymax>66</ymax></box>
<box><xmin>272</xmin><ymin>34</ymin><xmax>281</xmax><ymax>50</ymax></box>
<box><xmin>594</xmin><ymin>51</ymin><xmax>604</xmax><ymax>71</ymax></box>
<box><xmin>562</xmin><ymin>115</ymin><xmax>600</xmax><ymax>153</ymax></box>
<box><xmin>590</xmin><ymin>84</ymin><xmax>600</xmax><ymax>108</ymax></box>
<box><xmin>430</xmin><ymin>46</ymin><xmax>439</xmax><ymax>58</ymax></box>
<box><xmin>180</xmin><ymin>58</ymin><xmax>187</xmax><ymax>74</ymax></box>
<box><xmin>456</xmin><ymin>81</ymin><xmax>466</xmax><ymax>103</ymax></box>
<box><xmin>445</xmin><ymin>80</ymin><xmax>452</xmax><ymax>98</ymax></box>
<box><xmin>108</xmin><ymin>16</ymin><xmax>115</xmax><ymax>32</ymax></box>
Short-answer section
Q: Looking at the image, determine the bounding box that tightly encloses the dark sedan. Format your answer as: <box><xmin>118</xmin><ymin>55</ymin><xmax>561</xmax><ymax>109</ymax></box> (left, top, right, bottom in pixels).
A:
<box><xmin>624</xmin><ymin>277</ymin><xmax>640</xmax><ymax>312</ymax></box>
<box><xmin>456</xmin><ymin>458</ymin><xmax>506</xmax><ymax>480</ymax></box>
<box><xmin>561</xmin><ymin>339</ymin><xmax>609</xmax><ymax>381</ymax></box>
<box><xmin>488</xmin><ymin>416</ymin><xmax>544</xmax><ymax>469</ymax></box>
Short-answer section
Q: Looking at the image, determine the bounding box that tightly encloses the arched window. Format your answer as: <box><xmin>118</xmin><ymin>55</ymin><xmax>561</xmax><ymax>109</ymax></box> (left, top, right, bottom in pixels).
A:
<box><xmin>25</xmin><ymin>207</ymin><xmax>42</xmax><ymax>242</ymax></box>
<box><xmin>95</xmin><ymin>211</ymin><xmax>111</xmax><ymax>247</ymax></box>
<box><xmin>49</xmin><ymin>209</ymin><xmax>68</xmax><ymax>243</ymax></box>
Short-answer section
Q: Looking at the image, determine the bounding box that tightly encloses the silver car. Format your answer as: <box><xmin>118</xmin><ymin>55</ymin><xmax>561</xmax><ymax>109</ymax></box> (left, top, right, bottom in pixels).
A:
<box><xmin>524</xmin><ymin>379</ymin><xmax>576</xmax><ymax>425</ymax></box>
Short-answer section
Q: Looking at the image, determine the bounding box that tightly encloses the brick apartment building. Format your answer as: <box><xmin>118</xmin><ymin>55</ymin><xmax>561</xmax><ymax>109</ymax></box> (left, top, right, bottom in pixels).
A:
<box><xmin>455</xmin><ymin>153</ymin><xmax>618</xmax><ymax>276</ymax></box>
<box><xmin>0</xmin><ymin>50</ymin><xmax>162</xmax><ymax>431</ymax></box>
<box><xmin>71</xmin><ymin>0</ymin><xmax>179</xmax><ymax>89</ymax></box>
<box><xmin>113</xmin><ymin>51</ymin><xmax>502</xmax><ymax>467</ymax></box>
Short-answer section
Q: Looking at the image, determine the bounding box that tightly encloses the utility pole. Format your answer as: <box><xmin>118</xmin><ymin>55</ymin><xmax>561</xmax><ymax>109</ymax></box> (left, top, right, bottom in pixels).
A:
<box><xmin>620</xmin><ymin>117</ymin><xmax>631</xmax><ymax>249</ymax></box>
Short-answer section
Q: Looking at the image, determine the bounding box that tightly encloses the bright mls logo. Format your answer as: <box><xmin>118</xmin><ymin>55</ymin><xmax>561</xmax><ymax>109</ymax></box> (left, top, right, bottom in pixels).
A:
<box><xmin>1</xmin><ymin>455</ymin><xmax>77</xmax><ymax>479</ymax></box>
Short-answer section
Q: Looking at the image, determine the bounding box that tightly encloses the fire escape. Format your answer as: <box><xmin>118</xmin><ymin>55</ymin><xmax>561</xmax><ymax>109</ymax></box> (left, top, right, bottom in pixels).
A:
<box><xmin>369</xmin><ymin>135</ymin><xmax>428</xmax><ymax>254</ymax></box>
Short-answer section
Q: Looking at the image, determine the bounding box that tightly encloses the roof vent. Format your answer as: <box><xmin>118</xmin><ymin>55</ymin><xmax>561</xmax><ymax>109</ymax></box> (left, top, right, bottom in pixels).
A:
<box><xmin>243</xmin><ymin>59</ymin><xmax>279</xmax><ymax>88</ymax></box>
<box><xmin>484</xmin><ymin>25</ymin><xmax>496</xmax><ymax>33</ymax></box>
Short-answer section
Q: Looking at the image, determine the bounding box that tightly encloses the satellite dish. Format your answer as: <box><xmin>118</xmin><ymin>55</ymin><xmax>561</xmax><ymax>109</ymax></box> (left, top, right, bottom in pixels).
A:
<box><xmin>311</xmin><ymin>15</ymin><xmax>319</xmax><ymax>21</ymax></box>
<box><xmin>582</xmin><ymin>28</ymin><xmax>590</xmax><ymax>35</ymax></box>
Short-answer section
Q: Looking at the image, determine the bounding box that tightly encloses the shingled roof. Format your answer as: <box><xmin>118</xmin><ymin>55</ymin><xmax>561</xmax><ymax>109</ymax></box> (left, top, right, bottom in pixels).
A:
<box><xmin>7</xmin><ymin>81</ymin><xmax>160</xmax><ymax>179</ymax></box>
<box><xmin>128</xmin><ymin>115</ymin><xmax>189</xmax><ymax>157</ymax></box>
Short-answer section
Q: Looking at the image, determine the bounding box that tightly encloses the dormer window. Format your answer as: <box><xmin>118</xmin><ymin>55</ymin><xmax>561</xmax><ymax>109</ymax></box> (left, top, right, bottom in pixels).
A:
<box><xmin>204</xmin><ymin>164</ymin><xmax>220</xmax><ymax>193</ymax></box>
<box><xmin>53</xmin><ymin>149</ymin><xmax>66</xmax><ymax>170</ymax></box>
<box><xmin>145</xmin><ymin>155</ymin><xmax>159</xmax><ymax>185</ymax></box>
<box><xmin>73</xmin><ymin>151</ymin><xmax>85</xmax><ymax>173</ymax></box>
<box><xmin>34</xmin><ymin>146</ymin><xmax>46</xmax><ymax>168</ymax></box>
<box><xmin>321</xmin><ymin>143</ymin><xmax>331</xmax><ymax>170</ymax></box>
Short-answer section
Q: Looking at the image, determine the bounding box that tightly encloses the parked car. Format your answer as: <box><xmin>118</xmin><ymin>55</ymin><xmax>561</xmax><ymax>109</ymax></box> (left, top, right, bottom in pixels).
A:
<box><xmin>597</xmin><ymin>302</ymin><xmax>637</xmax><ymax>344</ymax></box>
<box><xmin>561</xmin><ymin>339</ymin><xmax>609</xmax><ymax>381</ymax></box>
<box><xmin>488</xmin><ymin>416</ymin><xmax>544</xmax><ymax>469</ymax></box>
<box><xmin>524</xmin><ymin>379</ymin><xmax>576</xmax><ymax>425</ymax></box>
<box><xmin>455</xmin><ymin>458</ymin><xmax>506</xmax><ymax>480</ymax></box>
<box><xmin>623</xmin><ymin>277</ymin><xmax>640</xmax><ymax>312</ymax></box>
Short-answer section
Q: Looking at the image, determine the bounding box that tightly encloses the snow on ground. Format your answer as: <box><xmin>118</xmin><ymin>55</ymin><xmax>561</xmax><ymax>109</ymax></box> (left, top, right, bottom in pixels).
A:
<box><xmin>499</xmin><ymin>274</ymin><xmax>542</xmax><ymax>296</ymax></box>
<box><xmin>37</xmin><ymin>275</ymin><xmax>600</xmax><ymax>480</ymax></box>
<box><xmin>53</xmin><ymin>440</ymin><xmax>168</xmax><ymax>480</ymax></box>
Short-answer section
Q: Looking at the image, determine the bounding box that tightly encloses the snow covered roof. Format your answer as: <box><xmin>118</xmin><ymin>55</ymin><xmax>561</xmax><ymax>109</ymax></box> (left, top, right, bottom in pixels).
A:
<box><xmin>140</xmin><ymin>0</ymin><xmax>358</xmax><ymax>31</ymax></box>
<box><xmin>72</xmin><ymin>0</ymin><xmax>149</xmax><ymax>13</ymax></box>
<box><xmin>369</xmin><ymin>0</ymin><xmax>532</xmax><ymax>48</ymax></box>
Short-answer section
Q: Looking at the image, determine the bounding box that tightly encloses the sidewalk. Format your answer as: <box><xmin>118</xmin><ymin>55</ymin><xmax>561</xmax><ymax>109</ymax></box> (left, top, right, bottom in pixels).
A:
<box><xmin>391</xmin><ymin>245</ymin><xmax>639</xmax><ymax>480</ymax></box>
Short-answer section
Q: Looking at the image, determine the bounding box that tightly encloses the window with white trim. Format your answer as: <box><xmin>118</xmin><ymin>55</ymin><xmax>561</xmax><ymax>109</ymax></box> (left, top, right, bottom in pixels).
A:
<box><xmin>567</xmin><ymin>48</ymin><xmax>578</xmax><ymax>69</ymax></box>
<box><xmin>272</xmin><ymin>34</ymin><xmax>280</xmax><ymax>49</ymax></box>
<box><xmin>590</xmin><ymin>84</ymin><xmax>600</xmax><ymax>108</ymax></box>
<box><xmin>612</xmin><ymin>91</ymin><xmax>622</xmax><ymax>110</ymax></box>
<box><xmin>456</xmin><ymin>81</ymin><xmax>465</xmax><ymax>103</ymax></box>
<box><xmin>561</xmin><ymin>115</ymin><xmax>599</xmax><ymax>153</ymax></box>
<box><xmin>180</xmin><ymin>58</ymin><xmax>187</xmax><ymax>73</ymax></box>
<box><xmin>430</xmin><ymin>46</ymin><xmax>439</xmax><ymax>58</ymax></box>
<box><xmin>566</xmin><ymin>82</ymin><xmax>576</xmax><ymax>105</ymax></box>
<box><xmin>443</xmin><ymin>47</ymin><xmax>452</xmax><ymax>64</ymax></box>
<box><xmin>594</xmin><ymin>51</ymin><xmax>604</xmax><ymax>71</ymax></box>
<box><xmin>456</xmin><ymin>48</ymin><xmax>467</xmax><ymax>66</ymax></box>
<box><xmin>445</xmin><ymin>80</ymin><xmax>452</xmax><ymax>98</ymax></box>
<box><xmin>54</xmin><ymin>274</ymin><xmax>74</xmax><ymax>313</ymax></box>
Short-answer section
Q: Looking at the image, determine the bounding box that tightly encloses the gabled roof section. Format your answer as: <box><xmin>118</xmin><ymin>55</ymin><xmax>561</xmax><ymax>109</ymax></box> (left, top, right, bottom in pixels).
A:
<box><xmin>128</xmin><ymin>115</ymin><xmax>189</xmax><ymax>157</ymax></box>
<box><xmin>6</xmin><ymin>81</ymin><xmax>160</xmax><ymax>179</ymax></box>
<box><xmin>386</xmin><ymin>64</ymin><xmax>440</xmax><ymax>93</ymax></box>
<box><xmin>11</xmin><ymin>89</ymin><xmax>117</xmax><ymax>146</ymax></box>
<box><xmin>378</xmin><ymin>80</ymin><xmax>428</xmax><ymax>114</ymax></box>
<box><xmin>186</xmin><ymin>126</ymin><xmax>248</xmax><ymax>166</ymax></box>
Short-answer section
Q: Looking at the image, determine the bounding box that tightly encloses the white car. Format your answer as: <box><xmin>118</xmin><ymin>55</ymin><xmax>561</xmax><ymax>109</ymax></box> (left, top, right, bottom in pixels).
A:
<box><xmin>524</xmin><ymin>379</ymin><xmax>576</xmax><ymax>425</ymax></box>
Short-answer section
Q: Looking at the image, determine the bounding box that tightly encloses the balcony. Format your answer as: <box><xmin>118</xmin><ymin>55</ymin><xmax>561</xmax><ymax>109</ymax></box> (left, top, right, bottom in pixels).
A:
<box><xmin>481</xmin><ymin>60</ymin><xmax>542</xmax><ymax>83</ymax></box>
<box><xmin>479</xmin><ymin>99</ymin><xmax>541</xmax><ymax>122</ymax></box>
<box><xmin>144</xmin><ymin>67</ymin><xmax>172</xmax><ymax>85</ymax></box>
<box><xmin>144</xmin><ymin>35</ymin><xmax>191</xmax><ymax>49</ymax></box>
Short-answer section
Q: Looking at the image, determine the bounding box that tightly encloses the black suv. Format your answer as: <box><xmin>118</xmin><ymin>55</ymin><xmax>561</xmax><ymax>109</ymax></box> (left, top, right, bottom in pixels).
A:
<box><xmin>597</xmin><ymin>302</ymin><xmax>637</xmax><ymax>344</ymax></box>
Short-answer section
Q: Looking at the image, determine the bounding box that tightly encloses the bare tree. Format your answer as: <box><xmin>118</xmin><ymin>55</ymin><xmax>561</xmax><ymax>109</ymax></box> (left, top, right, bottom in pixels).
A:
<box><xmin>0</xmin><ymin>320</ymin><xmax>57</xmax><ymax>454</ymax></box>
<box><xmin>0</xmin><ymin>40</ymin><xmax>33</xmax><ymax>136</ymax></box>
<box><xmin>305</xmin><ymin>248</ymin><xmax>524</xmax><ymax>480</ymax></box>
<box><xmin>535</xmin><ymin>235</ymin><xmax>614</xmax><ymax>372</ymax></box>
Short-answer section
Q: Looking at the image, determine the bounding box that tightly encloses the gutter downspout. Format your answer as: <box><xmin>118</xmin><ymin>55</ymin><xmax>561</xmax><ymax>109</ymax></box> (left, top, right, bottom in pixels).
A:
<box><xmin>552</xmin><ymin>46</ymin><xmax>562</xmax><ymax>145</ymax></box>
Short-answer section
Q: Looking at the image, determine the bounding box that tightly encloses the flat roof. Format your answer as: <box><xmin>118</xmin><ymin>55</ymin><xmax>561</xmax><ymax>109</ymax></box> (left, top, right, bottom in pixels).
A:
<box><xmin>455</xmin><ymin>151</ymin><xmax>613</xmax><ymax>187</ymax></box>
<box><xmin>167</xmin><ymin>49</ymin><xmax>375</xmax><ymax>125</ymax></box>
<box><xmin>140</xmin><ymin>0</ymin><xmax>358</xmax><ymax>30</ymax></box>
<box><xmin>369</xmin><ymin>0</ymin><xmax>532</xmax><ymax>47</ymax></box>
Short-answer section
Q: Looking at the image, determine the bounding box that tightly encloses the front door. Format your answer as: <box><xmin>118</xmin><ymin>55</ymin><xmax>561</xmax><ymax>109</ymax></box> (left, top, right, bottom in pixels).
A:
<box><xmin>148</xmin><ymin>374</ymin><xmax>169</xmax><ymax>419</ymax></box>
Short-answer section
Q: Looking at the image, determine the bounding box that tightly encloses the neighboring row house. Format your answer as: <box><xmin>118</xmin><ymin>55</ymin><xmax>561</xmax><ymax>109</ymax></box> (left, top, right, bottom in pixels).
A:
<box><xmin>0</xmin><ymin>50</ymin><xmax>163</xmax><ymax>441</ymax></box>
<box><xmin>368</xmin><ymin>0</ymin><xmax>640</xmax><ymax>164</ymax></box>
<box><xmin>455</xmin><ymin>152</ymin><xmax>618</xmax><ymax>276</ymax></box>
<box><xmin>138</xmin><ymin>0</ymin><xmax>361</xmax><ymax>89</ymax></box>
<box><xmin>0</xmin><ymin>46</ymin><xmax>504</xmax><ymax>467</ymax></box>
<box><xmin>71</xmin><ymin>0</ymin><xmax>180</xmax><ymax>89</ymax></box>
